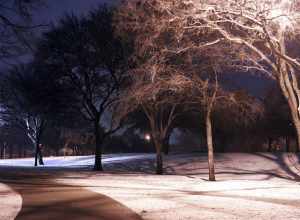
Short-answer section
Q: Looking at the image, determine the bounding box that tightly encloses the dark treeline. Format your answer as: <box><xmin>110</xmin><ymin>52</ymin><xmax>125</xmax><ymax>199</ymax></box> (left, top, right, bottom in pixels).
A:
<box><xmin>0</xmin><ymin>1</ymin><xmax>299</xmax><ymax>180</ymax></box>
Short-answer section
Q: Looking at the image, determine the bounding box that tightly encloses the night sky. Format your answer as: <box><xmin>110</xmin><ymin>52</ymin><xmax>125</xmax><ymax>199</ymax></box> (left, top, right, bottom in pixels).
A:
<box><xmin>33</xmin><ymin>0</ymin><xmax>114</xmax><ymax>25</ymax></box>
<box><xmin>0</xmin><ymin>0</ymin><xmax>269</xmax><ymax>96</ymax></box>
<box><xmin>37</xmin><ymin>0</ymin><xmax>271</xmax><ymax>97</ymax></box>
<box><xmin>0</xmin><ymin>0</ymin><xmax>114</xmax><ymax>70</ymax></box>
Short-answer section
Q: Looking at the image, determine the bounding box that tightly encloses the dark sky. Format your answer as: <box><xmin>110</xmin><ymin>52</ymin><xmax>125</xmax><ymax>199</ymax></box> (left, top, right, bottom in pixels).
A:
<box><xmin>1</xmin><ymin>0</ymin><xmax>269</xmax><ymax>97</ymax></box>
<box><xmin>0</xmin><ymin>0</ymin><xmax>115</xmax><ymax>69</ymax></box>
<box><xmin>33</xmin><ymin>0</ymin><xmax>114</xmax><ymax>25</ymax></box>
<box><xmin>34</xmin><ymin>0</ymin><xmax>270</xmax><ymax>97</ymax></box>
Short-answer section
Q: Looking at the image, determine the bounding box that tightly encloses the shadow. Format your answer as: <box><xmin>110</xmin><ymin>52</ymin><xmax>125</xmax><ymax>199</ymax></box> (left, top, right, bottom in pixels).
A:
<box><xmin>287</xmin><ymin>153</ymin><xmax>300</xmax><ymax>174</ymax></box>
<box><xmin>179</xmin><ymin>188</ymin><xmax>300</xmax><ymax>208</ymax></box>
<box><xmin>254</xmin><ymin>153</ymin><xmax>300</xmax><ymax>181</ymax></box>
<box><xmin>104</xmin><ymin>158</ymin><xmax>157</xmax><ymax>174</ymax></box>
<box><xmin>1</xmin><ymin>152</ymin><xmax>300</xmax><ymax>184</ymax></box>
<box><xmin>101</xmin><ymin>153</ymin><xmax>230</xmax><ymax>176</ymax></box>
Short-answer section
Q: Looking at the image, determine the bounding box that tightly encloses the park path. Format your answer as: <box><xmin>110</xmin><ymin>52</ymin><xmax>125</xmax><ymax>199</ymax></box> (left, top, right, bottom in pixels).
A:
<box><xmin>0</xmin><ymin>170</ymin><xmax>143</xmax><ymax>220</ymax></box>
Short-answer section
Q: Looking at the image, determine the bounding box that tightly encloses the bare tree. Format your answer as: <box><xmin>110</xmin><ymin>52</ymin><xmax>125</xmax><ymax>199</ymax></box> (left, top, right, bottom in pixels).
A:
<box><xmin>169</xmin><ymin>46</ymin><xmax>255</xmax><ymax>180</ymax></box>
<box><xmin>0</xmin><ymin>67</ymin><xmax>45</xmax><ymax>165</ymax></box>
<box><xmin>36</xmin><ymin>6</ymin><xmax>129</xmax><ymax>170</ymax></box>
<box><xmin>119</xmin><ymin>0</ymin><xmax>300</xmax><ymax>153</ymax></box>
<box><xmin>116</xmin><ymin>1</ymin><xmax>193</xmax><ymax>174</ymax></box>
<box><xmin>185</xmin><ymin>70</ymin><xmax>259</xmax><ymax>181</ymax></box>
<box><xmin>164</xmin><ymin>0</ymin><xmax>300</xmax><ymax>151</ymax></box>
<box><xmin>0</xmin><ymin>63</ymin><xmax>65</xmax><ymax>166</ymax></box>
<box><xmin>0</xmin><ymin>0</ymin><xmax>44</xmax><ymax>61</ymax></box>
<box><xmin>120</xmin><ymin>68</ymin><xmax>189</xmax><ymax>174</ymax></box>
<box><xmin>116</xmin><ymin>0</ymin><xmax>258</xmax><ymax>179</ymax></box>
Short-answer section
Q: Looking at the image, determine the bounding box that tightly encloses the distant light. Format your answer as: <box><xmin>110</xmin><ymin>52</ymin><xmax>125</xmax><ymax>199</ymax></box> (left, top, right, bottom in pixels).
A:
<box><xmin>145</xmin><ymin>134</ymin><xmax>151</xmax><ymax>141</ymax></box>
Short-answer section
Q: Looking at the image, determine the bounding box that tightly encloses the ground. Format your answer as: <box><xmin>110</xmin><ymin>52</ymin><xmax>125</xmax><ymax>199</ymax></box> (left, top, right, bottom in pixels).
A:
<box><xmin>0</xmin><ymin>153</ymin><xmax>300</xmax><ymax>220</ymax></box>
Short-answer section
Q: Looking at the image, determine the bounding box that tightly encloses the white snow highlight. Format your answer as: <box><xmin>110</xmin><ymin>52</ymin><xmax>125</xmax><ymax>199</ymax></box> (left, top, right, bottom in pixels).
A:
<box><xmin>0</xmin><ymin>153</ymin><xmax>154</xmax><ymax>168</ymax></box>
<box><xmin>0</xmin><ymin>183</ymin><xmax>22</xmax><ymax>220</ymax></box>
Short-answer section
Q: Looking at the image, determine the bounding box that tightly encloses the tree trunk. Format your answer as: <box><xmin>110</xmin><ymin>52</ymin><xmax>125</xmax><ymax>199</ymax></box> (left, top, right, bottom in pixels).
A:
<box><xmin>286</xmin><ymin>136</ymin><xmax>290</xmax><ymax>152</ymax></box>
<box><xmin>284</xmin><ymin>99</ymin><xmax>300</xmax><ymax>152</ymax></box>
<box><xmin>34</xmin><ymin>141</ymin><xmax>39</xmax><ymax>166</ymax></box>
<box><xmin>268</xmin><ymin>137</ymin><xmax>273</xmax><ymax>152</ymax></box>
<box><xmin>163</xmin><ymin>132</ymin><xmax>171</xmax><ymax>155</ymax></box>
<box><xmin>296</xmin><ymin>133</ymin><xmax>300</xmax><ymax>153</ymax></box>
<box><xmin>34</xmin><ymin>137</ymin><xmax>44</xmax><ymax>166</ymax></box>
<box><xmin>38</xmin><ymin>146</ymin><xmax>44</xmax><ymax>165</ymax></box>
<box><xmin>206</xmin><ymin>110</ymin><xmax>216</xmax><ymax>181</ymax></box>
<box><xmin>156</xmin><ymin>148</ymin><xmax>163</xmax><ymax>175</ymax></box>
<box><xmin>277</xmin><ymin>31</ymin><xmax>300</xmax><ymax>152</ymax></box>
<box><xmin>294</xmin><ymin>124</ymin><xmax>300</xmax><ymax>153</ymax></box>
<box><xmin>152</xmin><ymin>134</ymin><xmax>163</xmax><ymax>174</ymax></box>
<box><xmin>93</xmin><ymin>119</ymin><xmax>103</xmax><ymax>171</ymax></box>
<box><xmin>281</xmin><ymin>96</ymin><xmax>300</xmax><ymax>152</ymax></box>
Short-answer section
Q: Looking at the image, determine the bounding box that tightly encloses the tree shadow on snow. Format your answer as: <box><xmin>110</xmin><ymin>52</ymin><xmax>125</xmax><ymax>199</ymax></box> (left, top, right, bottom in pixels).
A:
<box><xmin>254</xmin><ymin>153</ymin><xmax>300</xmax><ymax>181</ymax></box>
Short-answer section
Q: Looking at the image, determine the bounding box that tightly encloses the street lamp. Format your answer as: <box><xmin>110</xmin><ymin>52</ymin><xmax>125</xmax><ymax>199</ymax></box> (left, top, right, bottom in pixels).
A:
<box><xmin>145</xmin><ymin>133</ymin><xmax>151</xmax><ymax>142</ymax></box>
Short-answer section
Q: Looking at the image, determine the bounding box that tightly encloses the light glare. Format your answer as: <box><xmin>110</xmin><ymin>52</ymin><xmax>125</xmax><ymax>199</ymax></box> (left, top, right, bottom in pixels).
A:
<box><xmin>145</xmin><ymin>134</ymin><xmax>151</xmax><ymax>141</ymax></box>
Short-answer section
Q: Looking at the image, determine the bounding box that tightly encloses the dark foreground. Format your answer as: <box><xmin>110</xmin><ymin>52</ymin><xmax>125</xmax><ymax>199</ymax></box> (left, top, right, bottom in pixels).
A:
<box><xmin>0</xmin><ymin>169</ymin><xmax>142</xmax><ymax>220</ymax></box>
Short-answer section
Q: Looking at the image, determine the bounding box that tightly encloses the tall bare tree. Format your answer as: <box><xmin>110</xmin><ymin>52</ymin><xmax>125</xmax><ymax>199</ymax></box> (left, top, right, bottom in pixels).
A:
<box><xmin>36</xmin><ymin>6</ymin><xmax>129</xmax><ymax>170</ymax></box>
<box><xmin>116</xmin><ymin>0</ymin><xmax>258</xmax><ymax>179</ymax></box>
<box><xmin>166</xmin><ymin>0</ymin><xmax>300</xmax><ymax>151</ymax></box>
<box><xmin>117</xmin><ymin>0</ymin><xmax>193</xmax><ymax>174</ymax></box>
<box><xmin>0</xmin><ymin>63</ymin><xmax>67</xmax><ymax>166</ymax></box>
<box><xmin>172</xmin><ymin>48</ymin><xmax>258</xmax><ymax>180</ymax></box>
<box><xmin>120</xmin><ymin>68</ymin><xmax>189</xmax><ymax>174</ymax></box>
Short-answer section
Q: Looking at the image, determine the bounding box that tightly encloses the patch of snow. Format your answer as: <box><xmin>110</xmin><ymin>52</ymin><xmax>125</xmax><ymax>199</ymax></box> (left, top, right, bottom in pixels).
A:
<box><xmin>0</xmin><ymin>153</ymin><xmax>154</xmax><ymax>168</ymax></box>
<box><xmin>54</xmin><ymin>153</ymin><xmax>300</xmax><ymax>220</ymax></box>
<box><xmin>0</xmin><ymin>183</ymin><xmax>22</xmax><ymax>220</ymax></box>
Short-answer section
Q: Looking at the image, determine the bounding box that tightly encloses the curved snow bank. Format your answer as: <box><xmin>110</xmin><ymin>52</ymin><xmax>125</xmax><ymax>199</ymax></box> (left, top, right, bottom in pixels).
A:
<box><xmin>0</xmin><ymin>183</ymin><xmax>22</xmax><ymax>220</ymax></box>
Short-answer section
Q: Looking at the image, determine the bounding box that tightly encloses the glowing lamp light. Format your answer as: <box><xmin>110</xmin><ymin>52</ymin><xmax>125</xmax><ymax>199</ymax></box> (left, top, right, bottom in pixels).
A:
<box><xmin>145</xmin><ymin>134</ymin><xmax>151</xmax><ymax>141</ymax></box>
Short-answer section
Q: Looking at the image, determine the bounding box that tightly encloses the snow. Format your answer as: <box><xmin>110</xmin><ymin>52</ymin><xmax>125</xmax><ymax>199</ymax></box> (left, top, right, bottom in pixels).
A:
<box><xmin>56</xmin><ymin>153</ymin><xmax>300</xmax><ymax>220</ymax></box>
<box><xmin>1</xmin><ymin>153</ymin><xmax>300</xmax><ymax>220</ymax></box>
<box><xmin>0</xmin><ymin>153</ymin><xmax>154</xmax><ymax>168</ymax></box>
<box><xmin>0</xmin><ymin>183</ymin><xmax>22</xmax><ymax>220</ymax></box>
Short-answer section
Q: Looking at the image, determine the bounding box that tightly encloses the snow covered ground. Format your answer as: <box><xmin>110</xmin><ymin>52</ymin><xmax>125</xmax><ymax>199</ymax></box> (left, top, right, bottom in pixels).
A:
<box><xmin>57</xmin><ymin>153</ymin><xmax>300</xmax><ymax>220</ymax></box>
<box><xmin>0</xmin><ymin>153</ymin><xmax>154</xmax><ymax>168</ymax></box>
<box><xmin>1</xmin><ymin>153</ymin><xmax>300</xmax><ymax>220</ymax></box>
<box><xmin>0</xmin><ymin>183</ymin><xmax>22</xmax><ymax>220</ymax></box>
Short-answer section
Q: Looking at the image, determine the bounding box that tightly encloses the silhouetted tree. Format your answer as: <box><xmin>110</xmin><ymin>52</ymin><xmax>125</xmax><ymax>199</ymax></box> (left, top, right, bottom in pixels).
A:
<box><xmin>35</xmin><ymin>6</ymin><xmax>130</xmax><ymax>170</ymax></box>
<box><xmin>0</xmin><ymin>63</ymin><xmax>68</xmax><ymax>166</ymax></box>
